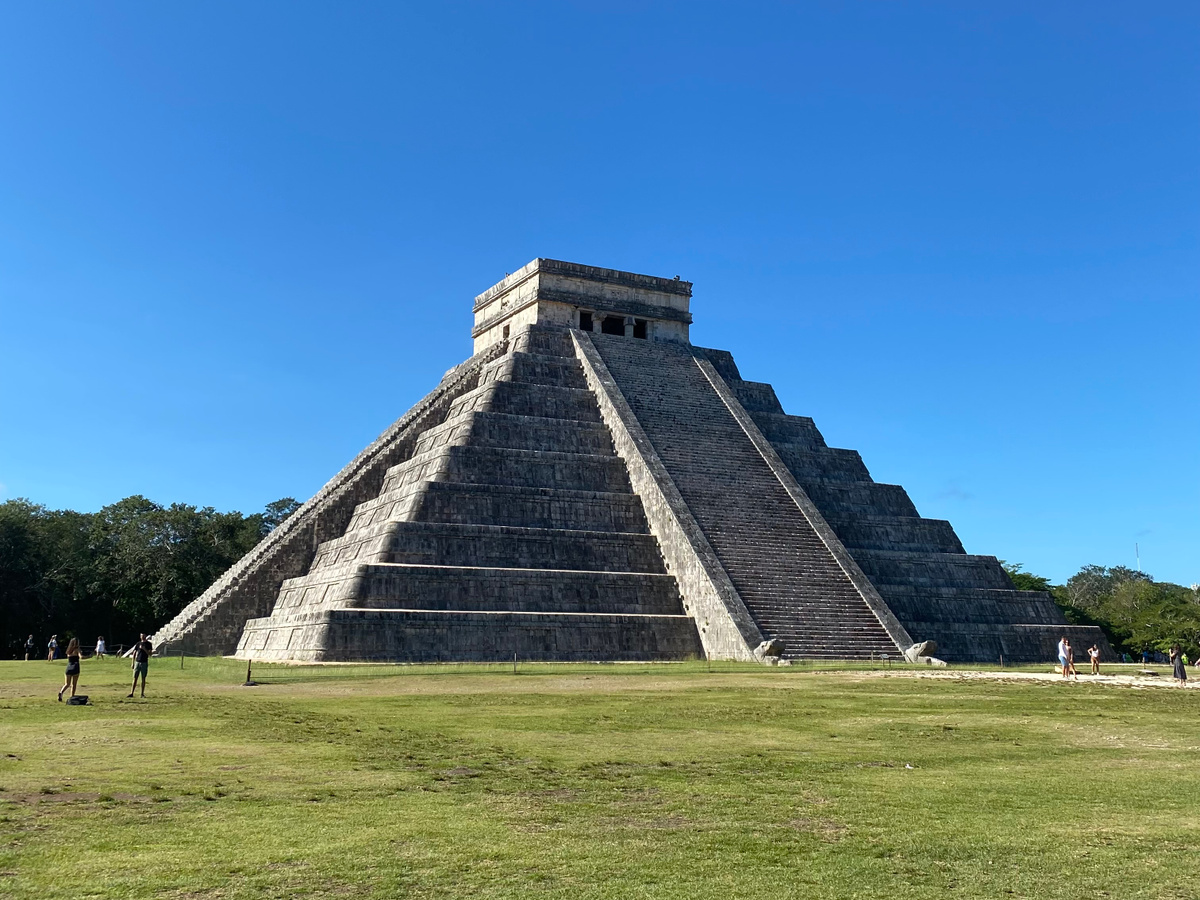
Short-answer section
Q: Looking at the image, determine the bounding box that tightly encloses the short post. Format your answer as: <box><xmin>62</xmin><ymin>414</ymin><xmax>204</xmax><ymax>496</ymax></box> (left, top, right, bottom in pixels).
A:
<box><xmin>244</xmin><ymin>658</ymin><xmax>253</xmax><ymax>685</ymax></box>
<box><xmin>512</xmin><ymin>652</ymin><xmax>517</xmax><ymax>675</ymax></box>
<box><xmin>180</xmin><ymin>648</ymin><xmax>185</xmax><ymax>670</ymax></box>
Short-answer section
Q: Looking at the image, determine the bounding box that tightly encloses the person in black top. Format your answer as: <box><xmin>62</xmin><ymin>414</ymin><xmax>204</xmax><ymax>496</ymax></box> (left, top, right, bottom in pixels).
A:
<box><xmin>128</xmin><ymin>634</ymin><xmax>152</xmax><ymax>698</ymax></box>
<box><xmin>58</xmin><ymin>638</ymin><xmax>81</xmax><ymax>701</ymax></box>
<box><xmin>1170</xmin><ymin>644</ymin><xmax>1188</xmax><ymax>686</ymax></box>
<box><xmin>24</xmin><ymin>635</ymin><xmax>35</xmax><ymax>661</ymax></box>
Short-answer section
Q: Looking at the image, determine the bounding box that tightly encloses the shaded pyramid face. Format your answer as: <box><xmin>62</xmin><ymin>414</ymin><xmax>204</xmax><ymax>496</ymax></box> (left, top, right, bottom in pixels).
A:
<box><xmin>153</xmin><ymin>259</ymin><xmax>1110</xmax><ymax>663</ymax></box>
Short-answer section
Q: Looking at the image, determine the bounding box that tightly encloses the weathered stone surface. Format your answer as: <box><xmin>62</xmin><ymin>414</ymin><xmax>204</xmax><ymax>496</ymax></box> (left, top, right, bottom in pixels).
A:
<box><xmin>754</xmin><ymin>639</ymin><xmax>785</xmax><ymax>660</ymax></box>
<box><xmin>904</xmin><ymin>640</ymin><xmax>939</xmax><ymax>663</ymax></box>
<box><xmin>151</xmin><ymin>258</ymin><xmax>1111</xmax><ymax>664</ymax></box>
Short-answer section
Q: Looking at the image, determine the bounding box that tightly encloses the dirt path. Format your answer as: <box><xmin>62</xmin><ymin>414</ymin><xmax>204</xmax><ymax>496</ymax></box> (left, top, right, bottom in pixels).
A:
<box><xmin>873</xmin><ymin>666</ymin><xmax>1196</xmax><ymax>690</ymax></box>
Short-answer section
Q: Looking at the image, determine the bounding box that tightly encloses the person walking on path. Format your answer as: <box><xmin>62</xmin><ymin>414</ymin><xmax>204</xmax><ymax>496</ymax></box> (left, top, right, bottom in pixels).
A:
<box><xmin>57</xmin><ymin>638</ymin><xmax>81</xmax><ymax>701</ymax></box>
<box><xmin>1088</xmin><ymin>644</ymin><xmax>1101</xmax><ymax>675</ymax></box>
<box><xmin>1170</xmin><ymin>645</ymin><xmax>1188</xmax><ymax>686</ymax></box>
<box><xmin>1057</xmin><ymin>636</ymin><xmax>1069</xmax><ymax>678</ymax></box>
<box><xmin>128</xmin><ymin>634</ymin><xmax>152</xmax><ymax>698</ymax></box>
<box><xmin>46</xmin><ymin>635</ymin><xmax>58</xmax><ymax>661</ymax></box>
<box><xmin>94</xmin><ymin>636</ymin><xmax>106</xmax><ymax>659</ymax></box>
<box><xmin>24</xmin><ymin>635</ymin><xmax>35</xmax><ymax>661</ymax></box>
<box><xmin>1066</xmin><ymin>641</ymin><xmax>1078</xmax><ymax>679</ymax></box>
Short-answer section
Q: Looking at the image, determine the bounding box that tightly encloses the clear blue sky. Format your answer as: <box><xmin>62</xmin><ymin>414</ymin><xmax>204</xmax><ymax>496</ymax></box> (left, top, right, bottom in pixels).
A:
<box><xmin>1</xmin><ymin>2</ymin><xmax>1196</xmax><ymax>586</ymax></box>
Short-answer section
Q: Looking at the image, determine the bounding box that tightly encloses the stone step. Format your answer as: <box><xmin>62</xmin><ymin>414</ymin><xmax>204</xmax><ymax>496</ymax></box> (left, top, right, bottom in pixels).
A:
<box><xmin>345</xmin><ymin>563</ymin><xmax>683</xmax><ymax>615</ymax></box>
<box><xmin>876</xmin><ymin>585</ymin><xmax>1070</xmax><ymax>628</ymax></box>
<box><xmin>800</xmin><ymin>481</ymin><xmax>920</xmax><ymax>519</ymax></box>
<box><xmin>772</xmin><ymin>444</ymin><xmax>873</xmax><ymax>482</ymax></box>
<box><xmin>449</xmin><ymin>379</ymin><xmax>602</xmax><ymax>423</ymax></box>
<box><xmin>414</xmin><ymin>482</ymin><xmax>651</xmax><ymax>533</ymax></box>
<box><xmin>727</xmin><ymin>380</ymin><xmax>784</xmax><ymax>414</ymax></box>
<box><xmin>510</xmin><ymin>325</ymin><xmax>577</xmax><ymax>358</ymax></box>
<box><xmin>852</xmin><ymin>549</ymin><xmax>1013</xmax><ymax>590</ymax></box>
<box><xmin>237</xmin><ymin>607</ymin><xmax>704</xmax><ymax>663</ymax></box>
<box><xmin>383</xmin><ymin>445</ymin><xmax>631</xmax><ymax>495</ymax></box>
<box><xmin>479</xmin><ymin>351</ymin><xmax>587</xmax><ymax>390</ymax></box>
<box><xmin>413</xmin><ymin>411</ymin><xmax>614</xmax><ymax>457</ymax></box>
<box><xmin>380</xmin><ymin>522</ymin><xmax>667</xmax><ymax>573</ymax></box>
<box><xmin>747</xmin><ymin>412</ymin><xmax>828</xmax><ymax>448</ymax></box>
<box><xmin>821</xmin><ymin>513</ymin><xmax>965</xmax><ymax>554</ymax></box>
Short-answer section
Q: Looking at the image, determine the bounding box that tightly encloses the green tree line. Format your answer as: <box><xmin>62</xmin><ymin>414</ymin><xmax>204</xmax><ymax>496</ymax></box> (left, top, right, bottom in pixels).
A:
<box><xmin>0</xmin><ymin>496</ymin><xmax>299</xmax><ymax>657</ymax></box>
<box><xmin>1003</xmin><ymin>562</ymin><xmax>1200</xmax><ymax>658</ymax></box>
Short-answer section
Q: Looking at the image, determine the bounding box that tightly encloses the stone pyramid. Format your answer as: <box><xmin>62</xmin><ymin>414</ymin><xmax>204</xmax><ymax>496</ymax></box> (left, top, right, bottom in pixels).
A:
<box><xmin>152</xmin><ymin>259</ymin><xmax>1109</xmax><ymax>663</ymax></box>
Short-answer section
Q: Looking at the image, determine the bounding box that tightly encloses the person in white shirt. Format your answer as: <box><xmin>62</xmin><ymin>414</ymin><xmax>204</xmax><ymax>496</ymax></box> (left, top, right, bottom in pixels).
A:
<box><xmin>1057</xmin><ymin>637</ymin><xmax>1069</xmax><ymax>678</ymax></box>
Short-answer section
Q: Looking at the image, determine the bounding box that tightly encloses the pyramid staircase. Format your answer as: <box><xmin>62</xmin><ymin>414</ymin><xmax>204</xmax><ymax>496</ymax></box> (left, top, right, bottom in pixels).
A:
<box><xmin>590</xmin><ymin>333</ymin><xmax>901</xmax><ymax>660</ymax></box>
<box><xmin>235</xmin><ymin>326</ymin><xmax>702</xmax><ymax>662</ymax></box>
<box><xmin>705</xmin><ymin>351</ymin><xmax>1109</xmax><ymax>663</ymax></box>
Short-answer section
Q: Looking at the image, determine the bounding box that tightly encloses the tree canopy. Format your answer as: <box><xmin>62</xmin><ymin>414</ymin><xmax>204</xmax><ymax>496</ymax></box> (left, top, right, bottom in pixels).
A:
<box><xmin>0</xmin><ymin>496</ymin><xmax>297</xmax><ymax>655</ymax></box>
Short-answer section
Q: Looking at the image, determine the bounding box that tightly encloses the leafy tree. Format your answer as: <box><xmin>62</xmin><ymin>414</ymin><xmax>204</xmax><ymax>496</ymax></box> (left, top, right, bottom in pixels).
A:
<box><xmin>0</xmin><ymin>495</ymin><xmax>297</xmax><ymax>656</ymax></box>
<box><xmin>263</xmin><ymin>497</ymin><xmax>301</xmax><ymax>533</ymax></box>
<box><xmin>1000</xmin><ymin>561</ymin><xmax>1053</xmax><ymax>593</ymax></box>
<box><xmin>1048</xmin><ymin>565</ymin><xmax>1200</xmax><ymax>659</ymax></box>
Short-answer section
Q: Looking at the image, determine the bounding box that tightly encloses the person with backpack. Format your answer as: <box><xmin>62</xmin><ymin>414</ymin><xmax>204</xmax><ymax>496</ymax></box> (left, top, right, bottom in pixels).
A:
<box><xmin>46</xmin><ymin>635</ymin><xmax>58</xmax><ymax>661</ymax></box>
<box><xmin>24</xmin><ymin>635</ymin><xmax>35</xmax><ymax>661</ymax></box>
<box><xmin>57</xmin><ymin>638</ymin><xmax>82</xmax><ymax>702</ymax></box>
<box><xmin>128</xmin><ymin>634</ymin><xmax>153</xmax><ymax>699</ymax></box>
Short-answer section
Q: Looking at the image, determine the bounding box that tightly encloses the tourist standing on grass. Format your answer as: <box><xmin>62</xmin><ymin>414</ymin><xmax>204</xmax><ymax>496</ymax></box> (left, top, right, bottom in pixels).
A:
<box><xmin>24</xmin><ymin>635</ymin><xmax>35</xmax><ymax>660</ymax></box>
<box><xmin>1088</xmin><ymin>644</ymin><xmax>1101</xmax><ymax>675</ymax></box>
<box><xmin>129</xmin><ymin>634</ymin><xmax>152</xmax><ymax>698</ymax></box>
<box><xmin>1066</xmin><ymin>641</ymin><xmax>1077</xmax><ymax>678</ymax></box>
<box><xmin>1170</xmin><ymin>645</ymin><xmax>1187</xmax><ymax>686</ymax></box>
<box><xmin>46</xmin><ymin>635</ymin><xmax>58</xmax><ymax>661</ymax></box>
<box><xmin>57</xmin><ymin>638</ymin><xmax>81</xmax><ymax>701</ymax></box>
<box><xmin>94</xmin><ymin>636</ymin><xmax>106</xmax><ymax>659</ymax></box>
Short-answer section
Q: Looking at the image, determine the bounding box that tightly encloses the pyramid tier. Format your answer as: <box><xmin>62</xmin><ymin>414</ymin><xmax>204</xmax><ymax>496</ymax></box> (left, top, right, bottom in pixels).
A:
<box><xmin>238</xmin><ymin>607</ymin><xmax>702</xmax><ymax>663</ymax></box>
<box><xmin>379</xmin><ymin>522</ymin><xmax>667</xmax><ymax>573</ymax></box>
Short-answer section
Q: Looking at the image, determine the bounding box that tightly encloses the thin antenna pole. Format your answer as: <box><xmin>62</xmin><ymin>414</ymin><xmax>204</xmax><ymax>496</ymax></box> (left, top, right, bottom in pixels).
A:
<box><xmin>1136</xmin><ymin>542</ymin><xmax>1141</xmax><ymax>572</ymax></box>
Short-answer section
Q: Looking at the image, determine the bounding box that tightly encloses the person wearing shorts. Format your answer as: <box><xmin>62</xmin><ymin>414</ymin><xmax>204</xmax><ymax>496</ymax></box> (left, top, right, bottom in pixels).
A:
<box><xmin>1057</xmin><ymin>637</ymin><xmax>1069</xmax><ymax>678</ymax></box>
<box><xmin>58</xmin><ymin>638</ymin><xmax>81</xmax><ymax>701</ymax></box>
<box><xmin>94</xmin><ymin>636</ymin><xmax>106</xmax><ymax>659</ymax></box>
<box><xmin>129</xmin><ymin>634</ymin><xmax>152</xmax><ymax>698</ymax></box>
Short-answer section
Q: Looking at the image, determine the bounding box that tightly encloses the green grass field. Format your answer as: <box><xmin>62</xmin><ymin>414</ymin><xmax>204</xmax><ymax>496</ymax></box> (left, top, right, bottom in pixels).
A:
<box><xmin>1</xmin><ymin>657</ymin><xmax>1197</xmax><ymax>899</ymax></box>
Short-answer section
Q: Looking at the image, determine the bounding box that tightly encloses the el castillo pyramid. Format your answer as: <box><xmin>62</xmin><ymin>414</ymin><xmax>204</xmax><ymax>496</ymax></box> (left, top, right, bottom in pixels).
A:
<box><xmin>152</xmin><ymin>259</ymin><xmax>1108</xmax><ymax>664</ymax></box>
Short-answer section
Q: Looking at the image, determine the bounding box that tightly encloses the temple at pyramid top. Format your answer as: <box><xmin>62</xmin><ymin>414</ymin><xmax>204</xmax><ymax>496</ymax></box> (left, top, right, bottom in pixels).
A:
<box><xmin>150</xmin><ymin>257</ymin><xmax>1110</xmax><ymax>666</ymax></box>
<box><xmin>473</xmin><ymin>258</ymin><xmax>694</xmax><ymax>351</ymax></box>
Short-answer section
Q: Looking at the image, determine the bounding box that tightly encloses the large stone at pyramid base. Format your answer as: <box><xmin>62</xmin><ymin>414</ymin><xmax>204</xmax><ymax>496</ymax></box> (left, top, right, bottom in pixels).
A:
<box><xmin>237</xmin><ymin>608</ymin><xmax>703</xmax><ymax>663</ymax></box>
